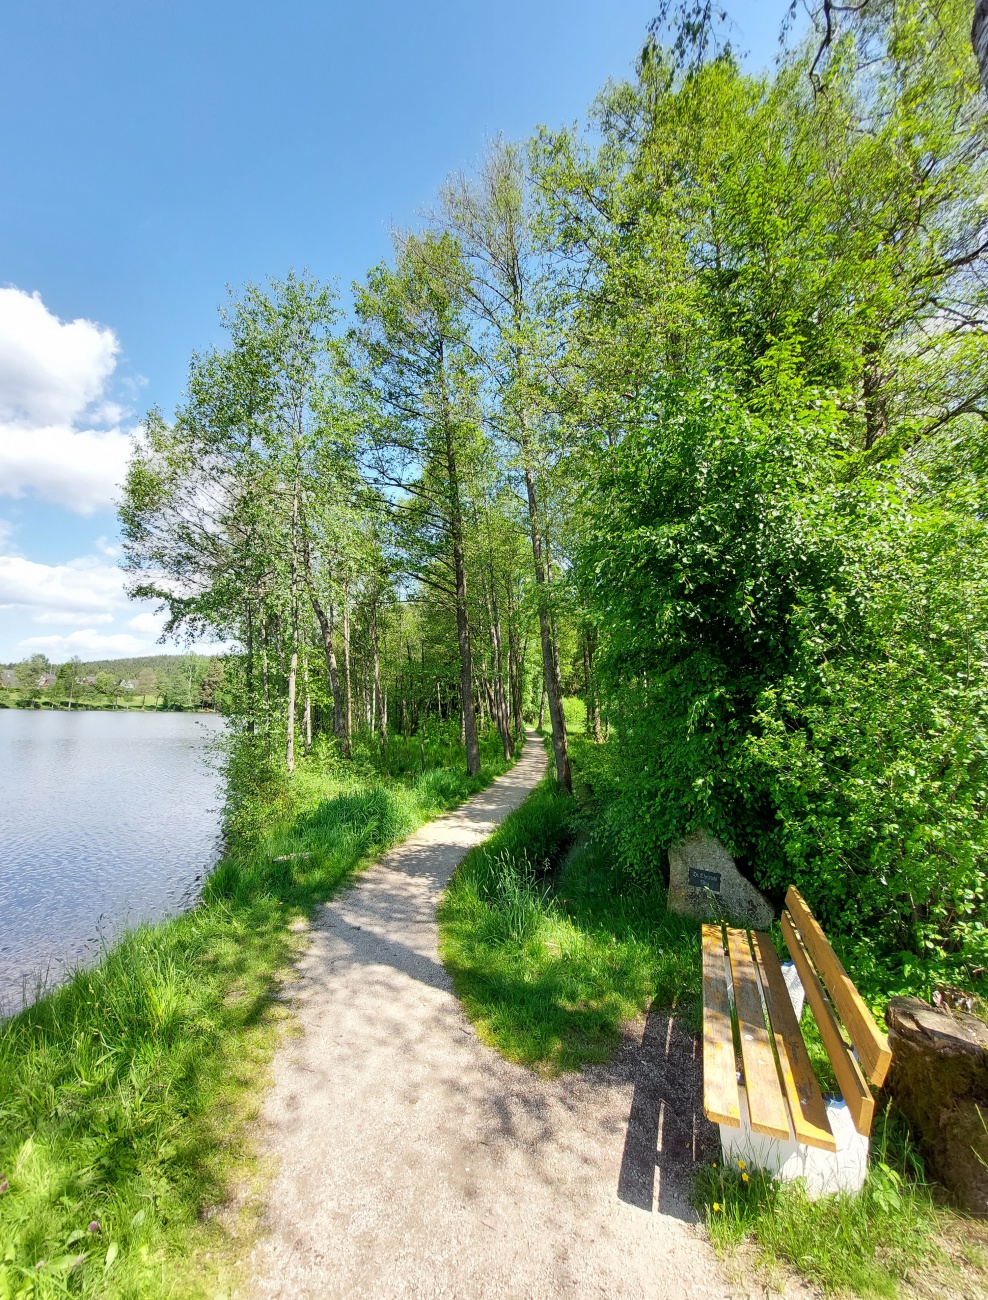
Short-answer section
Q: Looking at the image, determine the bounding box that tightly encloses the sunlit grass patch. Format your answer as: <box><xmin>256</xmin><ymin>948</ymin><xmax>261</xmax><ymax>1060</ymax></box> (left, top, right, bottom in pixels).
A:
<box><xmin>438</xmin><ymin>758</ymin><xmax>701</xmax><ymax>1073</ymax></box>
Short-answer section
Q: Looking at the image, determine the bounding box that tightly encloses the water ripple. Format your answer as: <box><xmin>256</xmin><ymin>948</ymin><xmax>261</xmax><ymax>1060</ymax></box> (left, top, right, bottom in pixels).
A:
<box><xmin>0</xmin><ymin>710</ymin><xmax>225</xmax><ymax>1014</ymax></box>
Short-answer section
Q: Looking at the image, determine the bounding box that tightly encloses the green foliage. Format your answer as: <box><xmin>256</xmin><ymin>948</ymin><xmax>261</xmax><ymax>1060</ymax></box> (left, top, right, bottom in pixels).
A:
<box><xmin>0</xmin><ymin>728</ymin><xmax>511</xmax><ymax>1297</ymax></box>
<box><xmin>576</xmin><ymin>377</ymin><xmax>988</xmax><ymax>996</ymax></box>
<box><xmin>560</xmin><ymin>695</ymin><xmax>586</xmax><ymax>735</ymax></box>
<box><xmin>438</xmin><ymin>737</ymin><xmax>702</xmax><ymax>1072</ymax></box>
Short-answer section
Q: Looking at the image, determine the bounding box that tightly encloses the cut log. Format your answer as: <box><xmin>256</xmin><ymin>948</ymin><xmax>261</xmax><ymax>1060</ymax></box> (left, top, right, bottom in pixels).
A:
<box><xmin>885</xmin><ymin>996</ymin><xmax>988</xmax><ymax>1216</ymax></box>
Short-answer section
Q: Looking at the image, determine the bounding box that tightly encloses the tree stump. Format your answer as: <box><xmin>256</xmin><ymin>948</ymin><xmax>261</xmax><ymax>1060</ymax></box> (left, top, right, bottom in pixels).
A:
<box><xmin>885</xmin><ymin>995</ymin><xmax>988</xmax><ymax>1215</ymax></box>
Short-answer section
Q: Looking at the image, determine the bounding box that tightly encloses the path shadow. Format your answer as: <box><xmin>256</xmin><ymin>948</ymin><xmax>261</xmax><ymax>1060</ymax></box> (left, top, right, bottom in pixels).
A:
<box><xmin>616</xmin><ymin>1001</ymin><xmax>716</xmax><ymax>1219</ymax></box>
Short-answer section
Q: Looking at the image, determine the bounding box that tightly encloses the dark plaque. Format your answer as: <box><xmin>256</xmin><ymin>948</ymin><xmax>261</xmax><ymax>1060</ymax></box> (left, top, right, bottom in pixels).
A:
<box><xmin>688</xmin><ymin>868</ymin><xmax>722</xmax><ymax>893</ymax></box>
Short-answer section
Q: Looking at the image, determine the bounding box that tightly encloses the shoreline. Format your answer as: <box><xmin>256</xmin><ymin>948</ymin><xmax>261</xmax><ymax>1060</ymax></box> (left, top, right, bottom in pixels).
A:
<box><xmin>0</xmin><ymin>730</ymin><xmax>518</xmax><ymax>1297</ymax></box>
<box><xmin>0</xmin><ymin>697</ymin><xmax>219</xmax><ymax>713</ymax></box>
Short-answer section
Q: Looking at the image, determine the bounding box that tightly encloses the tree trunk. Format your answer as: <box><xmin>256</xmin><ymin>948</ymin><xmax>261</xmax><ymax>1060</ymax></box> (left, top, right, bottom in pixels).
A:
<box><xmin>482</xmin><ymin>570</ymin><xmax>513</xmax><ymax>760</ymax></box>
<box><xmin>286</xmin><ymin>475</ymin><xmax>300</xmax><ymax>773</ymax></box>
<box><xmin>372</xmin><ymin>598</ymin><xmax>387</xmax><ymax>749</ymax></box>
<box><xmin>506</xmin><ymin>593</ymin><xmax>523</xmax><ymax>737</ymax></box>
<box><xmin>303</xmin><ymin>654</ymin><xmax>312</xmax><ymax>749</ymax></box>
<box><xmin>974</xmin><ymin>1</ymin><xmax>988</xmax><ymax>94</ymax></box>
<box><xmin>286</xmin><ymin>637</ymin><xmax>298</xmax><ymax>773</ymax></box>
<box><xmin>443</xmin><ymin>401</ymin><xmax>481</xmax><ymax>777</ymax></box>
<box><xmin>245</xmin><ymin>600</ymin><xmax>255</xmax><ymax>734</ymax></box>
<box><xmin>521</xmin><ymin>452</ymin><xmax>570</xmax><ymax>789</ymax></box>
<box><xmin>342</xmin><ymin>584</ymin><xmax>353</xmax><ymax>741</ymax></box>
<box><xmin>309</xmin><ymin>589</ymin><xmax>349</xmax><ymax>755</ymax></box>
<box><xmin>582</xmin><ymin>624</ymin><xmax>604</xmax><ymax>742</ymax></box>
<box><xmin>261</xmin><ymin>620</ymin><xmax>270</xmax><ymax>730</ymax></box>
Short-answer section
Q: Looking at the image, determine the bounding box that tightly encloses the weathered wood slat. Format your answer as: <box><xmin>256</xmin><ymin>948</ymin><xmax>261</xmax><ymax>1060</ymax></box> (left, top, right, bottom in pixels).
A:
<box><xmin>785</xmin><ymin>887</ymin><xmax>892</xmax><ymax>1087</ymax></box>
<box><xmin>701</xmin><ymin>924</ymin><xmax>741</xmax><ymax>1128</ymax></box>
<box><xmin>750</xmin><ymin>930</ymin><xmax>837</xmax><ymax>1152</ymax></box>
<box><xmin>781</xmin><ymin>910</ymin><xmax>875</xmax><ymax>1136</ymax></box>
<box><xmin>726</xmin><ymin>927</ymin><xmax>791</xmax><ymax>1140</ymax></box>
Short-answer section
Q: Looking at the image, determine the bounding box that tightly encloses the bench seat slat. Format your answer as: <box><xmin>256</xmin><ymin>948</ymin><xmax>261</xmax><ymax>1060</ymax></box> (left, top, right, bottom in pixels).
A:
<box><xmin>785</xmin><ymin>887</ymin><xmax>891</xmax><ymax>1087</ymax></box>
<box><xmin>726</xmin><ymin>927</ymin><xmax>791</xmax><ymax>1141</ymax></box>
<box><xmin>750</xmin><ymin>931</ymin><xmax>837</xmax><ymax>1152</ymax></box>
<box><xmin>781</xmin><ymin>910</ymin><xmax>875</xmax><ymax>1136</ymax></box>
<box><xmin>701</xmin><ymin>924</ymin><xmax>741</xmax><ymax>1128</ymax></box>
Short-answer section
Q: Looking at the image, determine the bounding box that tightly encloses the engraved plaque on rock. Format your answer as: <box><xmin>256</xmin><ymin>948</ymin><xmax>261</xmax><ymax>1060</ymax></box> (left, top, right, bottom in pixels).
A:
<box><xmin>688</xmin><ymin>867</ymin><xmax>722</xmax><ymax>893</ymax></box>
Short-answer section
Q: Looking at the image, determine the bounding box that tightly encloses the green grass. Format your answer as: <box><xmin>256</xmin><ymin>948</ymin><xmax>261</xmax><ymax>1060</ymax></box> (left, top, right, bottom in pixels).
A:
<box><xmin>438</xmin><ymin>739</ymin><xmax>702</xmax><ymax>1073</ymax></box>
<box><xmin>693</xmin><ymin>1109</ymin><xmax>958</xmax><ymax>1299</ymax></box>
<box><xmin>0</xmin><ymin>726</ymin><xmax>513</xmax><ymax>1298</ymax></box>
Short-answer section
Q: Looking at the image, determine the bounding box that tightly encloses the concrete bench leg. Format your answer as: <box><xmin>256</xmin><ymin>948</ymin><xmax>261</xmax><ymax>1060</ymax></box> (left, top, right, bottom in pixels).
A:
<box><xmin>718</xmin><ymin>1089</ymin><xmax>869</xmax><ymax>1199</ymax></box>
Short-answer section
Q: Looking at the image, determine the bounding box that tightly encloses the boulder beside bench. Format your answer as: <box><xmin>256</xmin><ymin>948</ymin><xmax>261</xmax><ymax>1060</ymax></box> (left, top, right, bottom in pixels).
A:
<box><xmin>702</xmin><ymin>886</ymin><xmax>892</xmax><ymax>1199</ymax></box>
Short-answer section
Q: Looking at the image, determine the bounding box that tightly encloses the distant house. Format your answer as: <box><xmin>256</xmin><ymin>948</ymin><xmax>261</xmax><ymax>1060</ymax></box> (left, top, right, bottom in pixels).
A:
<box><xmin>78</xmin><ymin>676</ymin><xmax>98</xmax><ymax>687</ymax></box>
<box><xmin>1</xmin><ymin>668</ymin><xmax>16</xmax><ymax>688</ymax></box>
<box><xmin>118</xmin><ymin>679</ymin><xmax>138</xmax><ymax>692</ymax></box>
<box><xmin>37</xmin><ymin>673</ymin><xmax>57</xmax><ymax>688</ymax></box>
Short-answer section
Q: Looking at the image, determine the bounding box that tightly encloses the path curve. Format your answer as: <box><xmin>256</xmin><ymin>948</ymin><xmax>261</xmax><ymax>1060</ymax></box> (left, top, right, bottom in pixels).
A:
<box><xmin>246</xmin><ymin>733</ymin><xmax>734</xmax><ymax>1299</ymax></box>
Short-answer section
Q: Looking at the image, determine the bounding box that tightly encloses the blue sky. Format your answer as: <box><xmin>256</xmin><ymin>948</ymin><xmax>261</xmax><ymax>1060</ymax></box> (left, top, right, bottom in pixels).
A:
<box><xmin>0</xmin><ymin>0</ymin><xmax>802</xmax><ymax>663</ymax></box>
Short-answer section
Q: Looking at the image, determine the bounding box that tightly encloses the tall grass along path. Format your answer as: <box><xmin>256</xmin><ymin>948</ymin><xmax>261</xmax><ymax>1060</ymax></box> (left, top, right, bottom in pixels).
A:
<box><xmin>245</xmin><ymin>733</ymin><xmax>733</xmax><ymax>1299</ymax></box>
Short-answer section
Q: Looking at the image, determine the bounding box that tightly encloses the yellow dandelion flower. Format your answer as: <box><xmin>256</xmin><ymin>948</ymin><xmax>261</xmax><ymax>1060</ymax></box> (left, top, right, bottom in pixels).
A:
<box><xmin>737</xmin><ymin>1159</ymin><xmax>745</xmax><ymax>1170</ymax></box>
<box><xmin>742</xmin><ymin>1172</ymin><xmax>749</xmax><ymax>1183</ymax></box>
<box><xmin>713</xmin><ymin>1202</ymin><xmax>722</xmax><ymax>1213</ymax></box>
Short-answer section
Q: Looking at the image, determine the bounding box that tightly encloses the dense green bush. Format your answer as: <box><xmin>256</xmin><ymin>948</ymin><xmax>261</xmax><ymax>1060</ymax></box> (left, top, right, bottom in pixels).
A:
<box><xmin>577</xmin><ymin>379</ymin><xmax>988</xmax><ymax>994</ymax></box>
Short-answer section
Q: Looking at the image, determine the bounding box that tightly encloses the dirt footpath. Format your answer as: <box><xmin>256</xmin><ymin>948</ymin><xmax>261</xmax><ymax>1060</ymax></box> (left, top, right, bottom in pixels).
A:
<box><xmin>246</xmin><ymin>734</ymin><xmax>735</xmax><ymax>1299</ymax></box>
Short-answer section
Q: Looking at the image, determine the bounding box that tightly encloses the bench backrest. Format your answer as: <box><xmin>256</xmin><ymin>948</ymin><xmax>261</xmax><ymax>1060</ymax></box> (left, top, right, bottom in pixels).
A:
<box><xmin>781</xmin><ymin>886</ymin><xmax>891</xmax><ymax>1135</ymax></box>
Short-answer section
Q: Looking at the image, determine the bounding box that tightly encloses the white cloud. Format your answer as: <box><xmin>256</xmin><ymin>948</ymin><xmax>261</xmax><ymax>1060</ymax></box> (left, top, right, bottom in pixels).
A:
<box><xmin>0</xmin><ymin>518</ymin><xmax>15</xmax><ymax>551</ymax></box>
<box><xmin>32</xmin><ymin>610</ymin><xmax>115</xmax><ymax>626</ymax></box>
<box><xmin>18</xmin><ymin>629</ymin><xmax>150</xmax><ymax>658</ymax></box>
<box><xmin>0</xmin><ymin>554</ymin><xmax>129</xmax><ymax>620</ymax></box>
<box><xmin>0</xmin><ymin>545</ymin><xmax>236</xmax><ymax>663</ymax></box>
<box><xmin>0</xmin><ymin>288</ymin><xmax>118</xmax><ymax>425</ymax></box>
<box><xmin>0</xmin><ymin>288</ymin><xmax>135</xmax><ymax>514</ymax></box>
<box><xmin>0</xmin><ymin>423</ymin><xmax>133</xmax><ymax>514</ymax></box>
<box><xmin>16</xmin><ymin>627</ymin><xmax>234</xmax><ymax>660</ymax></box>
<box><xmin>127</xmin><ymin>611</ymin><xmax>165</xmax><ymax>635</ymax></box>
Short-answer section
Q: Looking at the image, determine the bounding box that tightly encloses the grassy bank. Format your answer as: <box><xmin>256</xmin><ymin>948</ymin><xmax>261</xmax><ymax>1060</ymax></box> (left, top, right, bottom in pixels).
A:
<box><xmin>438</xmin><ymin>731</ymin><xmax>988</xmax><ymax>1299</ymax></box>
<box><xmin>0</xmin><ymin>692</ymin><xmax>180</xmax><ymax>711</ymax></box>
<box><xmin>438</xmin><ymin>734</ymin><xmax>702</xmax><ymax>1073</ymax></box>
<box><xmin>0</xmin><ymin>726</ymin><xmax>513</xmax><ymax>1298</ymax></box>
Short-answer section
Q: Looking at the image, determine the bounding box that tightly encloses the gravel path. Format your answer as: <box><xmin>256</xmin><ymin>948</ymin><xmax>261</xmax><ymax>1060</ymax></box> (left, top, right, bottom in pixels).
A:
<box><xmin>246</xmin><ymin>734</ymin><xmax>735</xmax><ymax>1299</ymax></box>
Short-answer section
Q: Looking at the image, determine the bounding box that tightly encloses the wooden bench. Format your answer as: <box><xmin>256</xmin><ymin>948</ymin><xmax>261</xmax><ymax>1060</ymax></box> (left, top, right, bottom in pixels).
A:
<box><xmin>702</xmin><ymin>885</ymin><xmax>892</xmax><ymax>1197</ymax></box>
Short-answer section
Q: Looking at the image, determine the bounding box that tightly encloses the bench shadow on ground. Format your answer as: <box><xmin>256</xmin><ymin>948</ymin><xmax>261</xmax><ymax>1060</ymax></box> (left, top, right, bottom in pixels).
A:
<box><xmin>305</xmin><ymin>889</ymin><xmax>715</xmax><ymax>1225</ymax></box>
<box><xmin>615</xmin><ymin>1001</ymin><xmax>715</xmax><ymax>1219</ymax></box>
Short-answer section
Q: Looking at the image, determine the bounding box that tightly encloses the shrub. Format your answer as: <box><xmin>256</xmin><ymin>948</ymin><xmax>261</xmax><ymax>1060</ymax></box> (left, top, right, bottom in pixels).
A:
<box><xmin>577</xmin><ymin>378</ymin><xmax>988</xmax><ymax>995</ymax></box>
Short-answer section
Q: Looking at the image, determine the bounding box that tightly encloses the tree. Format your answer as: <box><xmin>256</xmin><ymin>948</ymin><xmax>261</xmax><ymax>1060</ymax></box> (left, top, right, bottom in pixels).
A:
<box><xmin>536</xmin><ymin>0</ymin><xmax>988</xmax><ymax>460</ymax></box>
<box><xmin>122</xmin><ymin>274</ymin><xmax>343</xmax><ymax>765</ymax></box>
<box><xmin>56</xmin><ymin>657</ymin><xmax>81</xmax><ymax>709</ymax></box>
<box><xmin>136</xmin><ymin>667</ymin><xmax>158</xmax><ymax>708</ymax></box>
<box><xmin>354</xmin><ymin>231</ymin><xmax>485</xmax><ymax>776</ymax></box>
<box><xmin>440</xmin><ymin>140</ymin><xmax>573</xmax><ymax>788</ymax></box>
<box><xmin>199</xmin><ymin>658</ymin><xmax>224</xmax><ymax>708</ymax></box>
<box><xmin>95</xmin><ymin>672</ymin><xmax>117</xmax><ymax>708</ymax></box>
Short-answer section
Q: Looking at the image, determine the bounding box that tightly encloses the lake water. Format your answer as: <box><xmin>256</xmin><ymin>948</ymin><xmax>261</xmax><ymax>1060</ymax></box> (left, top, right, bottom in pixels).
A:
<box><xmin>0</xmin><ymin>709</ymin><xmax>225</xmax><ymax>1015</ymax></box>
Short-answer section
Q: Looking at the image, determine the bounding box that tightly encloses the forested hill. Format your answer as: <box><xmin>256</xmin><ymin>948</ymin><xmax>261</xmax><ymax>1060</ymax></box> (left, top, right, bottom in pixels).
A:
<box><xmin>0</xmin><ymin>654</ymin><xmax>213</xmax><ymax>674</ymax></box>
<box><xmin>60</xmin><ymin>654</ymin><xmax>211</xmax><ymax>677</ymax></box>
<box><xmin>117</xmin><ymin>0</ymin><xmax>987</xmax><ymax>998</ymax></box>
